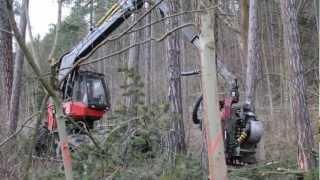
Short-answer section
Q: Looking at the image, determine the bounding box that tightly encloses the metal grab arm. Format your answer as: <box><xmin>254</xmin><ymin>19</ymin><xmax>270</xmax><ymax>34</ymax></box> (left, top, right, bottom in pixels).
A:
<box><xmin>155</xmin><ymin>0</ymin><xmax>236</xmax><ymax>88</ymax></box>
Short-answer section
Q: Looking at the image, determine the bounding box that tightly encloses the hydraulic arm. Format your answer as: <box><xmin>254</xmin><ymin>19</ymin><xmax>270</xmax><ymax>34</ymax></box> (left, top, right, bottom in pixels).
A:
<box><xmin>58</xmin><ymin>0</ymin><xmax>236</xmax><ymax>96</ymax></box>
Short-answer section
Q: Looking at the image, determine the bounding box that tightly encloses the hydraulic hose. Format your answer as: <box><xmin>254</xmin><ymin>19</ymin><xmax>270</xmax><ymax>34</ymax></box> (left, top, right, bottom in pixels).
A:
<box><xmin>180</xmin><ymin>70</ymin><xmax>200</xmax><ymax>77</ymax></box>
<box><xmin>192</xmin><ymin>95</ymin><xmax>203</xmax><ymax>125</ymax></box>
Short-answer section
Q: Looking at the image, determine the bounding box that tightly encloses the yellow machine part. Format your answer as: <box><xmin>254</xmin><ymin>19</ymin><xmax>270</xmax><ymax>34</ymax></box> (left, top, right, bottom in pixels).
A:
<box><xmin>96</xmin><ymin>3</ymin><xmax>121</xmax><ymax>27</ymax></box>
<box><xmin>237</xmin><ymin>131</ymin><xmax>248</xmax><ymax>144</ymax></box>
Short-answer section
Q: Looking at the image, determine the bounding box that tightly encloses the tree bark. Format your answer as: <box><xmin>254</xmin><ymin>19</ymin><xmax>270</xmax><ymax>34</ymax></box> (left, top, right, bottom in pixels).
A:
<box><xmin>25</xmin><ymin>5</ymin><xmax>41</xmax><ymax>68</ymax></box>
<box><xmin>166</xmin><ymin>0</ymin><xmax>186</xmax><ymax>156</ymax></box>
<box><xmin>315</xmin><ymin>0</ymin><xmax>319</xmax><ymax>31</ymax></box>
<box><xmin>263</xmin><ymin>0</ymin><xmax>275</xmax><ymax>121</ymax></box>
<box><xmin>199</xmin><ymin>2</ymin><xmax>228</xmax><ymax>179</ymax></box>
<box><xmin>318</xmin><ymin>0</ymin><xmax>320</xmax><ymax>166</ymax></box>
<box><xmin>245</xmin><ymin>0</ymin><xmax>265</xmax><ymax>162</ymax></box>
<box><xmin>280</xmin><ymin>0</ymin><xmax>316</xmax><ymax>171</ymax></box>
<box><xmin>245</xmin><ymin>0</ymin><xmax>261</xmax><ymax>109</ymax></box>
<box><xmin>239</xmin><ymin>0</ymin><xmax>249</xmax><ymax>75</ymax></box>
<box><xmin>0</xmin><ymin>0</ymin><xmax>13</xmax><ymax>118</ymax></box>
<box><xmin>144</xmin><ymin>4</ymin><xmax>152</xmax><ymax>105</ymax></box>
<box><xmin>125</xmin><ymin>14</ymin><xmax>140</xmax><ymax>110</ymax></box>
<box><xmin>48</xmin><ymin>0</ymin><xmax>63</xmax><ymax>61</ymax></box>
<box><xmin>8</xmin><ymin>0</ymin><xmax>29</xmax><ymax>134</ymax></box>
<box><xmin>318</xmin><ymin>0</ymin><xmax>320</xmax><ymax>159</ymax></box>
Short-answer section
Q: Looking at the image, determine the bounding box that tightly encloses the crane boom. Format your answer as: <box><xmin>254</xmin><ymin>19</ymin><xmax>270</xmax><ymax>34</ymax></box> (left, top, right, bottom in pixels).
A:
<box><xmin>58</xmin><ymin>0</ymin><xmax>144</xmax><ymax>82</ymax></box>
<box><xmin>58</xmin><ymin>0</ymin><xmax>235</xmax><ymax>91</ymax></box>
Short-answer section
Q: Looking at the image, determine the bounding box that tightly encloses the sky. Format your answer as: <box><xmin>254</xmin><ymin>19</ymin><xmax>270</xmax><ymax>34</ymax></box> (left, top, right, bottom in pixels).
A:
<box><xmin>29</xmin><ymin>0</ymin><xmax>70</xmax><ymax>38</ymax></box>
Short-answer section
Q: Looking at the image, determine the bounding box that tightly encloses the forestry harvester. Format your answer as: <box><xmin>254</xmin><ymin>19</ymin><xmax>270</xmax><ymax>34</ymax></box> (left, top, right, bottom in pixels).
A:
<box><xmin>35</xmin><ymin>0</ymin><xmax>263</xmax><ymax>166</ymax></box>
<box><xmin>184</xmin><ymin>76</ymin><xmax>264</xmax><ymax>165</ymax></box>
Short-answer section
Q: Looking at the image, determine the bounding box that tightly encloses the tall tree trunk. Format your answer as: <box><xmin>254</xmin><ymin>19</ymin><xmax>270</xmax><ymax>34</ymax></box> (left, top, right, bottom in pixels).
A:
<box><xmin>245</xmin><ymin>0</ymin><xmax>265</xmax><ymax>162</ymax></box>
<box><xmin>144</xmin><ymin>4</ymin><xmax>152</xmax><ymax>105</ymax></box>
<box><xmin>48</xmin><ymin>0</ymin><xmax>63</xmax><ymax>91</ymax></box>
<box><xmin>125</xmin><ymin>14</ymin><xmax>140</xmax><ymax>110</ymax></box>
<box><xmin>239</xmin><ymin>0</ymin><xmax>249</xmax><ymax>75</ymax></box>
<box><xmin>8</xmin><ymin>0</ymin><xmax>29</xmax><ymax>134</ymax></box>
<box><xmin>0</xmin><ymin>0</ymin><xmax>13</xmax><ymax>119</ymax></box>
<box><xmin>262</xmin><ymin>0</ymin><xmax>275</xmax><ymax>126</ymax></box>
<box><xmin>318</xmin><ymin>0</ymin><xmax>320</xmax><ymax>165</ymax></box>
<box><xmin>280</xmin><ymin>0</ymin><xmax>316</xmax><ymax>171</ymax></box>
<box><xmin>199</xmin><ymin>2</ymin><xmax>227</xmax><ymax>179</ymax></box>
<box><xmin>48</xmin><ymin>0</ymin><xmax>63</xmax><ymax>61</ymax></box>
<box><xmin>166</xmin><ymin>0</ymin><xmax>186</xmax><ymax>157</ymax></box>
<box><xmin>245</xmin><ymin>0</ymin><xmax>261</xmax><ymax>109</ymax></box>
<box><xmin>25</xmin><ymin>5</ymin><xmax>41</xmax><ymax>68</ymax></box>
<box><xmin>315</xmin><ymin>0</ymin><xmax>319</xmax><ymax>31</ymax></box>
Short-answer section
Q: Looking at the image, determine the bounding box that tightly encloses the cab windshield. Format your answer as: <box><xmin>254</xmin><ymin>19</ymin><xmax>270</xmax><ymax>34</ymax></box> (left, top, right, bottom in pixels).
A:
<box><xmin>85</xmin><ymin>77</ymin><xmax>107</xmax><ymax>107</ymax></box>
<box><xmin>73</xmin><ymin>75</ymin><xmax>108</xmax><ymax>108</ymax></box>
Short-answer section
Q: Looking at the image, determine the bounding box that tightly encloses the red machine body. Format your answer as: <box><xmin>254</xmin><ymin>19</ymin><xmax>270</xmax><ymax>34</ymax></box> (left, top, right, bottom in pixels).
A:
<box><xmin>46</xmin><ymin>71</ymin><xmax>110</xmax><ymax>132</ymax></box>
<box><xmin>47</xmin><ymin>101</ymin><xmax>108</xmax><ymax>132</ymax></box>
<box><xmin>220</xmin><ymin>98</ymin><xmax>234</xmax><ymax>122</ymax></box>
<box><xmin>62</xmin><ymin>101</ymin><xmax>107</xmax><ymax>120</ymax></box>
<box><xmin>47</xmin><ymin>104</ymin><xmax>57</xmax><ymax>131</ymax></box>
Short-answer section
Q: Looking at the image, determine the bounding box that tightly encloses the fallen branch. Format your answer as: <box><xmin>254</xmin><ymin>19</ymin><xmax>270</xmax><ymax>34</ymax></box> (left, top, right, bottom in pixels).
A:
<box><xmin>103</xmin><ymin>117</ymin><xmax>140</xmax><ymax>144</ymax></box>
<box><xmin>105</xmin><ymin>167</ymin><xmax>122</xmax><ymax>180</ymax></box>
<box><xmin>228</xmin><ymin>161</ymin><xmax>306</xmax><ymax>178</ymax></box>
<box><xmin>31</xmin><ymin>155</ymin><xmax>63</xmax><ymax>163</ymax></box>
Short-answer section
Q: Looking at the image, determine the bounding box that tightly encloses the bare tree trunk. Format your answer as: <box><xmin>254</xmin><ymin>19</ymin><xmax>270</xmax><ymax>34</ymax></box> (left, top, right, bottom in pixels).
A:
<box><xmin>314</xmin><ymin>0</ymin><xmax>319</xmax><ymax>31</ymax></box>
<box><xmin>318</xmin><ymin>0</ymin><xmax>320</xmax><ymax>146</ymax></box>
<box><xmin>199</xmin><ymin>2</ymin><xmax>227</xmax><ymax>179</ymax></box>
<box><xmin>0</xmin><ymin>0</ymin><xmax>13</xmax><ymax>119</ymax></box>
<box><xmin>245</xmin><ymin>0</ymin><xmax>261</xmax><ymax>109</ymax></box>
<box><xmin>25</xmin><ymin>5</ymin><xmax>41</xmax><ymax>68</ymax></box>
<box><xmin>48</xmin><ymin>0</ymin><xmax>63</xmax><ymax>61</ymax></box>
<box><xmin>245</xmin><ymin>0</ymin><xmax>265</xmax><ymax>162</ymax></box>
<box><xmin>8</xmin><ymin>0</ymin><xmax>29</xmax><ymax>134</ymax></box>
<box><xmin>280</xmin><ymin>0</ymin><xmax>316</xmax><ymax>171</ymax></box>
<box><xmin>125</xmin><ymin>14</ymin><xmax>140</xmax><ymax>109</ymax></box>
<box><xmin>144</xmin><ymin>4</ymin><xmax>152</xmax><ymax>105</ymax></box>
<box><xmin>262</xmin><ymin>0</ymin><xmax>275</xmax><ymax>121</ymax></box>
<box><xmin>318</xmin><ymin>0</ymin><xmax>320</xmax><ymax>167</ymax></box>
<box><xmin>239</xmin><ymin>0</ymin><xmax>249</xmax><ymax>75</ymax></box>
<box><xmin>166</xmin><ymin>0</ymin><xmax>186</xmax><ymax>157</ymax></box>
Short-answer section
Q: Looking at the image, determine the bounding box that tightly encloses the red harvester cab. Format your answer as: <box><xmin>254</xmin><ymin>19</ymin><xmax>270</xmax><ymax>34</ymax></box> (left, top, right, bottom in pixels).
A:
<box><xmin>47</xmin><ymin>71</ymin><xmax>110</xmax><ymax>131</ymax></box>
